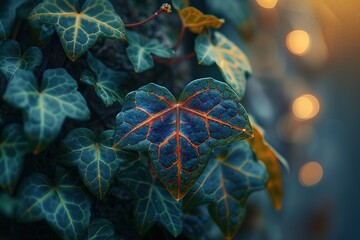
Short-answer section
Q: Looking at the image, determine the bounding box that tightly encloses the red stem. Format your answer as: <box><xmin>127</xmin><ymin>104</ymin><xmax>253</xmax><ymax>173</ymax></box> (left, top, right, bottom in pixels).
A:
<box><xmin>153</xmin><ymin>52</ymin><xmax>195</xmax><ymax>65</ymax></box>
<box><xmin>124</xmin><ymin>11</ymin><xmax>161</xmax><ymax>28</ymax></box>
<box><xmin>124</xmin><ymin>3</ymin><xmax>171</xmax><ymax>28</ymax></box>
<box><xmin>173</xmin><ymin>25</ymin><xmax>186</xmax><ymax>52</ymax></box>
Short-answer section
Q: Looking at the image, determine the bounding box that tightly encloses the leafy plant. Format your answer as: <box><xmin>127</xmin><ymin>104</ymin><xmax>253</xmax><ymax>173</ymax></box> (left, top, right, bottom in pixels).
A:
<box><xmin>16</xmin><ymin>168</ymin><xmax>91</xmax><ymax>240</ymax></box>
<box><xmin>0</xmin><ymin>0</ymin><xmax>286</xmax><ymax>239</ymax></box>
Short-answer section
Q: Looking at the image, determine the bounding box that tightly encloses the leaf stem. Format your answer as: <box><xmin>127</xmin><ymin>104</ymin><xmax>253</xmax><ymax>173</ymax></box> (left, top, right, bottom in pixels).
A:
<box><xmin>124</xmin><ymin>3</ymin><xmax>171</xmax><ymax>28</ymax></box>
<box><xmin>153</xmin><ymin>52</ymin><xmax>195</xmax><ymax>65</ymax></box>
<box><xmin>173</xmin><ymin>25</ymin><xmax>186</xmax><ymax>52</ymax></box>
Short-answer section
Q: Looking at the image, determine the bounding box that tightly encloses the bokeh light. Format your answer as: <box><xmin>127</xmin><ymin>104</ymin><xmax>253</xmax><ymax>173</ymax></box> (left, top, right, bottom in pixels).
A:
<box><xmin>299</xmin><ymin>161</ymin><xmax>323</xmax><ymax>187</ymax></box>
<box><xmin>286</xmin><ymin>30</ymin><xmax>311</xmax><ymax>56</ymax></box>
<box><xmin>292</xmin><ymin>94</ymin><xmax>320</xmax><ymax>120</ymax></box>
<box><xmin>256</xmin><ymin>0</ymin><xmax>278</xmax><ymax>9</ymax></box>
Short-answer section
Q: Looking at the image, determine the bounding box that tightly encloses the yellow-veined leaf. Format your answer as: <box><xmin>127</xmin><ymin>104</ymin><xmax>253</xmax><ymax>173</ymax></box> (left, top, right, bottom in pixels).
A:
<box><xmin>195</xmin><ymin>31</ymin><xmax>252</xmax><ymax>99</ymax></box>
<box><xmin>29</xmin><ymin>0</ymin><xmax>126</xmax><ymax>61</ymax></box>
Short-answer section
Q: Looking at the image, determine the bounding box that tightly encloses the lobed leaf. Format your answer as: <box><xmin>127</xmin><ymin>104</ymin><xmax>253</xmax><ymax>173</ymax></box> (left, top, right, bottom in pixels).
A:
<box><xmin>4</xmin><ymin>69</ymin><xmax>90</xmax><ymax>154</ymax></box>
<box><xmin>126</xmin><ymin>31</ymin><xmax>174</xmax><ymax>73</ymax></box>
<box><xmin>0</xmin><ymin>0</ymin><xmax>28</xmax><ymax>40</ymax></box>
<box><xmin>0</xmin><ymin>4</ymin><xmax>14</xmax><ymax>40</ymax></box>
<box><xmin>179</xmin><ymin>7</ymin><xmax>224</xmax><ymax>34</ymax></box>
<box><xmin>247</xmin><ymin>124</ymin><xmax>288</xmax><ymax>210</ymax></box>
<box><xmin>184</xmin><ymin>141</ymin><xmax>268</xmax><ymax>239</ymax></box>
<box><xmin>29</xmin><ymin>0</ymin><xmax>126</xmax><ymax>61</ymax></box>
<box><xmin>81</xmin><ymin>52</ymin><xmax>127</xmax><ymax>106</ymax></box>
<box><xmin>61</xmin><ymin>128</ymin><xmax>125</xmax><ymax>199</ymax></box>
<box><xmin>113</xmin><ymin>78</ymin><xmax>253</xmax><ymax>200</ymax></box>
<box><xmin>119</xmin><ymin>160</ymin><xmax>183</xmax><ymax>237</ymax></box>
<box><xmin>0</xmin><ymin>40</ymin><xmax>42</xmax><ymax>81</ymax></box>
<box><xmin>87</xmin><ymin>218</ymin><xmax>116</xmax><ymax>240</ymax></box>
<box><xmin>17</xmin><ymin>168</ymin><xmax>91</xmax><ymax>240</ymax></box>
<box><xmin>0</xmin><ymin>124</ymin><xmax>30</xmax><ymax>193</ymax></box>
<box><xmin>195</xmin><ymin>31</ymin><xmax>252</xmax><ymax>99</ymax></box>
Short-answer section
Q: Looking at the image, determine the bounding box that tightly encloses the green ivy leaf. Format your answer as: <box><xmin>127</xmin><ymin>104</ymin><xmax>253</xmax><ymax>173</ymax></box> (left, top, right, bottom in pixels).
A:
<box><xmin>61</xmin><ymin>128</ymin><xmax>124</xmax><ymax>199</ymax></box>
<box><xmin>119</xmin><ymin>160</ymin><xmax>183</xmax><ymax>237</ymax></box>
<box><xmin>0</xmin><ymin>124</ymin><xmax>29</xmax><ymax>194</ymax></box>
<box><xmin>126</xmin><ymin>31</ymin><xmax>174</xmax><ymax>73</ymax></box>
<box><xmin>87</xmin><ymin>218</ymin><xmax>116</xmax><ymax>240</ymax></box>
<box><xmin>184</xmin><ymin>142</ymin><xmax>268</xmax><ymax>239</ymax></box>
<box><xmin>29</xmin><ymin>0</ymin><xmax>126</xmax><ymax>61</ymax></box>
<box><xmin>195</xmin><ymin>31</ymin><xmax>252</xmax><ymax>99</ymax></box>
<box><xmin>0</xmin><ymin>2</ymin><xmax>15</xmax><ymax>40</ymax></box>
<box><xmin>4</xmin><ymin>69</ymin><xmax>90</xmax><ymax>154</ymax></box>
<box><xmin>17</xmin><ymin>167</ymin><xmax>91</xmax><ymax>240</ymax></box>
<box><xmin>81</xmin><ymin>52</ymin><xmax>127</xmax><ymax>106</ymax></box>
<box><xmin>0</xmin><ymin>0</ymin><xmax>28</xmax><ymax>39</ymax></box>
<box><xmin>0</xmin><ymin>40</ymin><xmax>43</xmax><ymax>81</ymax></box>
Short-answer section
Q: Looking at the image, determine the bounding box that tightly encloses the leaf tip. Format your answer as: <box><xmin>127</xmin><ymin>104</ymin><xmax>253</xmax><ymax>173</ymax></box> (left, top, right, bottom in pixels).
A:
<box><xmin>274</xmin><ymin>203</ymin><xmax>282</xmax><ymax>211</ymax></box>
<box><xmin>170</xmin><ymin>190</ymin><xmax>186</xmax><ymax>201</ymax></box>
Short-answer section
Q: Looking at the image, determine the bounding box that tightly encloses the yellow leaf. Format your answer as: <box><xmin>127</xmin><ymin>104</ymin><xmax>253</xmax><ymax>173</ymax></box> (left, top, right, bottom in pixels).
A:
<box><xmin>195</xmin><ymin>31</ymin><xmax>252</xmax><ymax>98</ymax></box>
<box><xmin>247</xmin><ymin>123</ymin><xmax>288</xmax><ymax>211</ymax></box>
<box><xmin>178</xmin><ymin>7</ymin><xmax>224</xmax><ymax>34</ymax></box>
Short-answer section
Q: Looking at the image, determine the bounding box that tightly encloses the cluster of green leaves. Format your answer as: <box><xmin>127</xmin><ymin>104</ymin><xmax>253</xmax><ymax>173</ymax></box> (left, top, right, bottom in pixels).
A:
<box><xmin>0</xmin><ymin>0</ymin><xmax>286</xmax><ymax>239</ymax></box>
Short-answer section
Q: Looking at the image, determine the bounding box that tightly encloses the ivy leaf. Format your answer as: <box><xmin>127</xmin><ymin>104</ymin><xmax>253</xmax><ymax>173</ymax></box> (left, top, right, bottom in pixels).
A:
<box><xmin>179</xmin><ymin>7</ymin><xmax>224</xmax><ymax>34</ymax></box>
<box><xmin>0</xmin><ymin>2</ymin><xmax>15</xmax><ymax>40</ymax></box>
<box><xmin>81</xmin><ymin>52</ymin><xmax>127</xmax><ymax>106</ymax></box>
<box><xmin>126</xmin><ymin>31</ymin><xmax>174</xmax><ymax>73</ymax></box>
<box><xmin>61</xmin><ymin>128</ymin><xmax>124</xmax><ymax>199</ymax></box>
<box><xmin>0</xmin><ymin>0</ymin><xmax>28</xmax><ymax>40</ymax></box>
<box><xmin>195</xmin><ymin>31</ymin><xmax>252</xmax><ymax>99</ymax></box>
<box><xmin>113</xmin><ymin>77</ymin><xmax>253</xmax><ymax>200</ymax></box>
<box><xmin>0</xmin><ymin>40</ymin><xmax>43</xmax><ymax>81</ymax></box>
<box><xmin>17</xmin><ymin>167</ymin><xmax>91</xmax><ymax>240</ymax></box>
<box><xmin>4</xmin><ymin>69</ymin><xmax>90</xmax><ymax>154</ymax></box>
<box><xmin>247</xmin><ymin>124</ymin><xmax>288</xmax><ymax>210</ymax></box>
<box><xmin>184</xmin><ymin>142</ymin><xmax>268</xmax><ymax>239</ymax></box>
<box><xmin>29</xmin><ymin>0</ymin><xmax>126</xmax><ymax>61</ymax></box>
<box><xmin>0</xmin><ymin>124</ymin><xmax>29</xmax><ymax>194</ymax></box>
<box><xmin>172</xmin><ymin>0</ymin><xmax>189</xmax><ymax>10</ymax></box>
<box><xmin>119</xmin><ymin>160</ymin><xmax>183</xmax><ymax>237</ymax></box>
<box><xmin>87</xmin><ymin>218</ymin><xmax>116</xmax><ymax>240</ymax></box>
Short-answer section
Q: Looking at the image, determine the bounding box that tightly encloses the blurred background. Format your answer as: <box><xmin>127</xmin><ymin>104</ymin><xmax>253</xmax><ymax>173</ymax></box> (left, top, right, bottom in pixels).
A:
<box><xmin>236</xmin><ymin>0</ymin><xmax>360</xmax><ymax>239</ymax></box>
